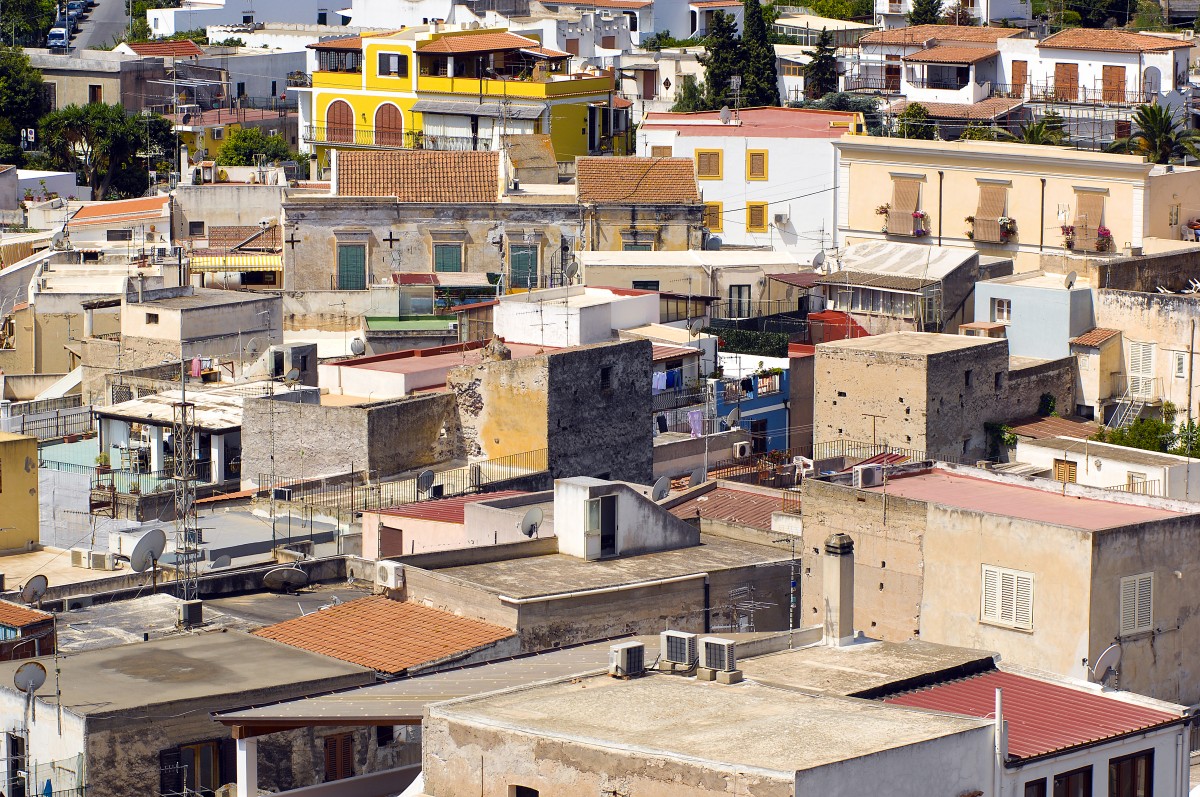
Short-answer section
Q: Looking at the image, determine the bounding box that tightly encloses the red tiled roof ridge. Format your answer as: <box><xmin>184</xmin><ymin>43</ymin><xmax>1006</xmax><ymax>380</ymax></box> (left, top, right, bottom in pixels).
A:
<box><xmin>0</xmin><ymin>599</ymin><xmax>53</xmax><ymax>628</ymax></box>
<box><xmin>576</xmin><ymin>157</ymin><xmax>699</xmax><ymax>204</ymax></box>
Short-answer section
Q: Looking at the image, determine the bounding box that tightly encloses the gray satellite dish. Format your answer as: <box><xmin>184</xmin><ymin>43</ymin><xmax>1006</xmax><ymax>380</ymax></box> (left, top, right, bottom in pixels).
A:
<box><xmin>688</xmin><ymin>467</ymin><xmax>705</xmax><ymax>487</ymax></box>
<box><xmin>812</xmin><ymin>250</ymin><xmax>826</xmax><ymax>270</ymax></box>
<box><xmin>20</xmin><ymin>575</ymin><xmax>47</xmax><ymax>605</ymax></box>
<box><xmin>416</xmin><ymin>469</ymin><xmax>436</xmax><ymax>496</ymax></box>
<box><xmin>517</xmin><ymin>506</ymin><xmax>543</xmax><ymax>538</ymax></box>
<box><xmin>350</xmin><ymin>338</ymin><xmax>366</xmax><ymax>356</ymax></box>
<box><xmin>13</xmin><ymin>661</ymin><xmax>46</xmax><ymax>693</ymax></box>
<box><xmin>703</xmin><ymin>236</ymin><xmax>722</xmax><ymax>251</ymax></box>
<box><xmin>719</xmin><ymin>105</ymin><xmax>732</xmax><ymax>124</ymax></box>
<box><xmin>563</xmin><ymin>261</ymin><xmax>580</xmax><ymax>284</ymax></box>
<box><xmin>283</xmin><ymin>367</ymin><xmax>300</xmax><ymax>385</ymax></box>
<box><xmin>1064</xmin><ymin>270</ymin><xmax>1078</xmax><ymax>290</ymax></box>
<box><xmin>130</xmin><ymin>528</ymin><xmax>167</xmax><ymax>574</ymax></box>
<box><xmin>1089</xmin><ymin>643</ymin><xmax>1121</xmax><ymax>684</ymax></box>
<box><xmin>651</xmin><ymin>475</ymin><xmax>671</xmax><ymax>501</ymax></box>
<box><xmin>263</xmin><ymin>566</ymin><xmax>308</xmax><ymax>592</ymax></box>
<box><xmin>51</xmin><ymin>231</ymin><xmax>65</xmax><ymax>249</ymax></box>
<box><xmin>208</xmin><ymin>554</ymin><xmax>232</xmax><ymax>571</ymax></box>
<box><xmin>726</xmin><ymin>407</ymin><xmax>740</xmax><ymax>428</ymax></box>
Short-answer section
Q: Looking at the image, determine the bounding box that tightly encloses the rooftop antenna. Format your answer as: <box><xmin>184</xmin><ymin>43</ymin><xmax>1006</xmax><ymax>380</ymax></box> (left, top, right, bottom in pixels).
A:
<box><xmin>416</xmin><ymin>469</ymin><xmax>436</xmax><ymax>499</ymax></box>
<box><xmin>173</xmin><ymin>350</ymin><xmax>200</xmax><ymax>604</ymax></box>
<box><xmin>263</xmin><ymin>565</ymin><xmax>308</xmax><ymax>593</ymax></box>
<box><xmin>129</xmin><ymin>528</ymin><xmax>167</xmax><ymax>592</ymax></box>
<box><xmin>651</xmin><ymin>475</ymin><xmax>671</xmax><ymax>501</ymax></box>
<box><xmin>517</xmin><ymin>506</ymin><xmax>543</xmax><ymax>538</ymax></box>
<box><xmin>20</xmin><ymin>575</ymin><xmax>47</xmax><ymax>607</ymax></box>
<box><xmin>729</xmin><ymin>75</ymin><xmax>742</xmax><ymax>120</ymax></box>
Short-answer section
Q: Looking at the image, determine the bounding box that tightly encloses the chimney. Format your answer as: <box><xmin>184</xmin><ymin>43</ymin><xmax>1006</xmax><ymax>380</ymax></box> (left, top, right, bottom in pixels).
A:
<box><xmin>823</xmin><ymin>532</ymin><xmax>855</xmax><ymax>647</ymax></box>
<box><xmin>180</xmin><ymin>144</ymin><xmax>192</xmax><ymax>185</ymax></box>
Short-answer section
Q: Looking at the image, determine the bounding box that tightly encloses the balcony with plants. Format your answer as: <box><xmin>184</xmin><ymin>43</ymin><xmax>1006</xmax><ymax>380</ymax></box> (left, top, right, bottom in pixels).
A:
<box><xmin>877</xmin><ymin>203</ymin><xmax>930</xmax><ymax>238</ymax></box>
<box><xmin>965</xmin><ymin>215</ymin><xmax>1017</xmax><ymax>244</ymax></box>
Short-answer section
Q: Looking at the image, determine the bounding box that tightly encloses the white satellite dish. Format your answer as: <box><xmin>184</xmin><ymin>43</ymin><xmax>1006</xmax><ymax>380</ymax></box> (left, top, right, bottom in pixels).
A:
<box><xmin>130</xmin><ymin>528</ymin><xmax>167</xmax><ymax>574</ymax></box>
<box><xmin>517</xmin><ymin>506</ymin><xmax>543</xmax><ymax>538</ymax></box>
<box><xmin>208</xmin><ymin>554</ymin><xmax>232</xmax><ymax>571</ymax></box>
<box><xmin>1064</xmin><ymin>270</ymin><xmax>1078</xmax><ymax>290</ymax></box>
<box><xmin>20</xmin><ymin>575</ymin><xmax>47</xmax><ymax>605</ymax></box>
<box><xmin>283</xmin><ymin>367</ymin><xmax>300</xmax><ymax>385</ymax></box>
<box><xmin>719</xmin><ymin>105</ymin><xmax>732</xmax><ymax>124</ymax></box>
<box><xmin>688</xmin><ymin>467</ymin><xmax>705</xmax><ymax>487</ymax></box>
<box><xmin>51</xmin><ymin>231</ymin><xmax>65</xmax><ymax>250</ymax></box>
<box><xmin>263</xmin><ymin>566</ymin><xmax>308</xmax><ymax>592</ymax></box>
<box><xmin>651</xmin><ymin>475</ymin><xmax>671</xmax><ymax>501</ymax></box>
<box><xmin>13</xmin><ymin>661</ymin><xmax>46</xmax><ymax>693</ymax></box>
<box><xmin>1089</xmin><ymin>643</ymin><xmax>1121</xmax><ymax>684</ymax></box>
<box><xmin>350</xmin><ymin>337</ymin><xmax>366</xmax><ymax>356</ymax></box>
<box><xmin>416</xmin><ymin>469</ymin><xmax>436</xmax><ymax>496</ymax></box>
<box><xmin>563</xmin><ymin>261</ymin><xmax>580</xmax><ymax>284</ymax></box>
<box><xmin>726</xmin><ymin>407</ymin><xmax>740</xmax><ymax>428</ymax></box>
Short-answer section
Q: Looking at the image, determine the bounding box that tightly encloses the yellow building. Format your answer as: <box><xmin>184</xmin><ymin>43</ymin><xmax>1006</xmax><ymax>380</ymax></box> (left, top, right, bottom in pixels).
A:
<box><xmin>834</xmin><ymin>135</ymin><xmax>1154</xmax><ymax>271</ymax></box>
<box><xmin>0</xmin><ymin>433</ymin><xmax>38</xmax><ymax>552</ymax></box>
<box><xmin>296</xmin><ymin>26</ymin><xmax>624</xmax><ymax>169</ymax></box>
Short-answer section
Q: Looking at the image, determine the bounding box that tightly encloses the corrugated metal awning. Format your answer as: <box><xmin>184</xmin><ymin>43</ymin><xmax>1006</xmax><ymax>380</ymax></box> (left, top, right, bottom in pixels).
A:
<box><xmin>189</xmin><ymin>254</ymin><xmax>283</xmax><ymax>272</ymax></box>
<box><xmin>411</xmin><ymin>99</ymin><xmax>546</xmax><ymax>120</ymax></box>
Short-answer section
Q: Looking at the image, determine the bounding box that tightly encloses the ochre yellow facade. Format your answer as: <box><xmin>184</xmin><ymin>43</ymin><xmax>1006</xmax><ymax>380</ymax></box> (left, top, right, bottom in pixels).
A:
<box><xmin>0</xmin><ymin>433</ymin><xmax>39</xmax><ymax>552</ymax></box>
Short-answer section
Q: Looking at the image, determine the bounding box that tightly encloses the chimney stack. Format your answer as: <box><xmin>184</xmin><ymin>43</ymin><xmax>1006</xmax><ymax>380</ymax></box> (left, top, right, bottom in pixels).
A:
<box><xmin>823</xmin><ymin>532</ymin><xmax>855</xmax><ymax>647</ymax></box>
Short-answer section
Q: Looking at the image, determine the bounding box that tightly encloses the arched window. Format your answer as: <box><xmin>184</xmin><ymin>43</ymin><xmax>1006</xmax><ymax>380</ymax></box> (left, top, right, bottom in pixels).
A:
<box><xmin>326</xmin><ymin>100</ymin><xmax>354</xmax><ymax>143</ymax></box>
<box><xmin>374</xmin><ymin>104</ymin><xmax>404</xmax><ymax>147</ymax></box>
<box><xmin>1143</xmin><ymin>66</ymin><xmax>1162</xmax><ymax>99</ymax></box>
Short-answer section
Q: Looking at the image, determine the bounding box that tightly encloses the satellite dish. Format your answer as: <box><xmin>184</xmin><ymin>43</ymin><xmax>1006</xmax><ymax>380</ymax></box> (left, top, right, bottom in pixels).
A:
<box><xmin>1089</xmin><ymin>644</ymin><xmax>1122</xmax><ymax>684</ymax></box>
<box><xmin>812</xmin><ymin>250</ymin><xmax>826</xmax><ymax>270</ymax></box>
<box><xmin>1064</xmin><ymin>270</ymin><xmax>1078</xmax><ymax>290</ymax></box>
<box><xmin>129</xmin><ymin>528</ymin><xmax>167</xmax><ymax>574</ymax></box>
<box><xmin>51</xmin><ymin>231</ymin><xmax>64</xmax><ymax>249</ymax></box>
<box><xmin>651</xmin><ymin>475</ymin><xmax>671</xmax><ymax>501</ymax></box>
<box><xmin>704</xmin><ymin>236</ymin><xmax>722</xmax><ymax>251</ymax></box>
<box><xmin>350</xmin><ymin>337</ymin><xmax>366</xmax><ymax>356</ymax></box>
<box><xmin>719</xmin><ymin>105</ymin><xmax>732</xmax><ymax>124</ymax></box>
<box><xmin>517</xmin><ymin>506</ymin><xmax>543</xmax><ymax>538</ymax></box>
<box><xmin>208</xmin><ymin>554</ymin><xmax>232</xmax><ymax>570</ymax></box>
<box><xmin>13</xmin><ymin>661</ymin><xmax>46</xmax><ymax>693</ymax></box>
<box><xmin>725</xmin><ymin>407</ymin><xmax>740</xmax><ymax>428</ymax></box>
<box><xmin>20</xmin><ymin>575</ymin><xmax>47</xmax><ymax>605</ymax></box>
<box><xmin>416</xmin><ymin>469</ymin><xmax>436</xmax><ymax>495</ymax></box>
<box><xmin>688</xmin><ymin>467</ymin><xmax>705</xmax><ymax>487</ymax></box>
<box><xmin>263</xmin><ymin>566</ymin><xmax>308</xmax><ymax>592</ymax></box>
<box><xmin>563</xmin><ymin>261</ymin><xmax>580</xmax><ymax>284</ymax></box>
<box><xmin>284</xmin><ymin>367</ymin><xmax>300</xmax><ymax>384</ymax></box>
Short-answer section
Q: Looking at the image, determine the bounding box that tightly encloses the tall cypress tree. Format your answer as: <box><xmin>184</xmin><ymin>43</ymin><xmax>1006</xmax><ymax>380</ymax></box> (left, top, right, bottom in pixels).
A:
<box><xmin>739</xmin><ymin>0</ymin><xmax>780</xmax><ymax>106</ymax></box>
<box><xmin>699</xmin><ymin>11</ymin><xmax>741</xmax><ymax>110</ymax></box>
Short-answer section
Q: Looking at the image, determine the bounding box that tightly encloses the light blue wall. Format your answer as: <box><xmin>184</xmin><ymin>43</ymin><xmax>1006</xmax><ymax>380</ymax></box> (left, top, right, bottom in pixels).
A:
<box><xmin>973</xmin><ymin>281</ymin><xmax>1094</xmax><ymax>360</ymax></box>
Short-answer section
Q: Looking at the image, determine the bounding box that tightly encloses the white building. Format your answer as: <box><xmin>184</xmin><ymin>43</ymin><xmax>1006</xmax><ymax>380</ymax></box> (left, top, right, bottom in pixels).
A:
<box><xmin>639</xmin><ymin>107</ymin><xmax>865</xmax><ymax>253</ymax></box>
<box><xmin>1016</xmin><ymin>436</ymin><xmax>1200</xmax><ymax>500</ymax></box>
<box><xmin>148</xmin><ymin>0</ymin><xmax>341</xmax><ymax>36</ymax></box>
<box><xmin>493</xmin><ymin>285</ymin><xmax>659</xmax><ymax>347</ymax></box>
<box><xmin>875</xmin><ymin>0</ymin><xmax>1030</xmax><ymax>28</ymax></box>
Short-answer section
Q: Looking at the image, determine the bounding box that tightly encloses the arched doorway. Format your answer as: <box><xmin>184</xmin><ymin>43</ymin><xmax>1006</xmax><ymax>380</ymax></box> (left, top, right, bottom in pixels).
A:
<box><xmin>374</xmin><ymin>104</ymin><xmax>404</xmax><ymax>147</ymax></box>
<box><xmin>326</xmin><ymin>100</ymin><xmax>354</xmax><ymax>143</ymax></box>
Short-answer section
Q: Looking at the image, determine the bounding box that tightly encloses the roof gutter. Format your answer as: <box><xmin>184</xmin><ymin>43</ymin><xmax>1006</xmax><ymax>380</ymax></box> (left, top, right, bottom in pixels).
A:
<box><xmin>498</xmin><ymin>572</ymin><xmax>708</xmax><ymax>604</ymax></box>
<box><xmin>1003</xmin><ymin>714</ymin><xmax>1191</xmax><ymax>769</ymax></box>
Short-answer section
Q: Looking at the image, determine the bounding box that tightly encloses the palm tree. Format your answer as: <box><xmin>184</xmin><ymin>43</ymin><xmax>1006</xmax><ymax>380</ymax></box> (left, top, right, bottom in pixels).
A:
<box><xmin>1107</xmin><ymin>104</ymin><xmax>1200</xmax><ymax>164</ymax></box>
<box><xmin>996</xmin><ymin>120</ymin><xmax>1065</xmax><ymax>146</ymax></box>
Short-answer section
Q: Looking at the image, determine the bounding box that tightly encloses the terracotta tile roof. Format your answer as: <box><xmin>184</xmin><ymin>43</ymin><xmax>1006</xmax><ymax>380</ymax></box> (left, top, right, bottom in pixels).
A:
<box><xmin>417</xmin><ymin>32</ymin><xmax>538</xmax><ymax>54</ymax></box>
<box><xmin>0</xmin><ymin>600</ymin><xmax>52</xmax><ymax>629</ymax></box>
<box><xmin>336</xmin><ymin>149</ymin><xmax>500</xmax><ymax>202</ymax></box>
<box><xmin>523</xmin><ymin>45</ymin><xmax>571</xmax><ymax>58</ymax></box>
<box><xmin>1070</xmin><ymin>327</ymin><xmax>1121</xmax><ymax>347</ymax></box>
<box><xmin>576</xmin><ymin>157</ymin><xmax>699</xmax><ymax>204</ymax></box>
<box><xmin>310</xmin><ymin>35</ymin><xmax>365</xmax><ymax>51</ymax></box>
<box><xmin>251</xmin><ymin>596</ymin><xmax>514</xmax><ymax>673</ymax></box>
<box><xmin>72</xmin><ymin>195</ymin><xmax>170</xmax><ymax>220</ymax></box>
<box><xmin>1038</xmin><ymin>28</ymin><xmax>1190</xmax><ymax>52</ymax></box>
<box><xmin>124</xmin><ymin>39</ymin><xmax>204</xmax><ymax>57</ymax></box>
<box><xmin>667</xmin><ymin>486</ymin><xmax>780</xmax><ymax>530</ymax></box>
<box><xmin>886</xmin><ymin>96</ymin><xmax>1024</xmax><ymax>120</ymax></box>
<box><xmin>374</xmin><ymin>490</ymin><xmax>527</xmax><ymax>523</ymax></box>
<box><xmin>903</xmin><ymin>45</ymin><xmax>999</xmax><ymax>64</ymax></box>
<box><xmin>208</xmin><ymin>224</ymin><xmax>281</xmax><ymax>250</ymax></box>
<box><xmin>1006</xmin><ymin>414</ymin><xmax>1099</xmax><ymax>440</ymax></box>
<box><xmin>860</xmin><ymin>24</ymin><xmax>1024</xmax><ymax>45</ymax></box>
<box><xmin>884</xmin><ymin>669</ymin><xmax>1179</xmax><ymax>760</ymax></box>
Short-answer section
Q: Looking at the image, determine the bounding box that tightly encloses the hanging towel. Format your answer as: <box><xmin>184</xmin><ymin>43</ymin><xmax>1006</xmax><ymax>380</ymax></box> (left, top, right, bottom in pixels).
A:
<box><xmin>740</xmin><ymin>377</ymin><xmax>753</xmax><ymax>392</ymax></box>
<box><xmin>190</xmin><ymin>357</ymin><xmax>202</xmax><ymax>378</ymax></box>
<box><xmin>656</xmin><ymin>414</ymin><xmax>668</xmax><ymax>433</ymax></box>
<box><xmin>666</xmin><ymin>370</ymin><xmax>676</xmax><ymax>389</ymax></box>
<box><xmin>688</xmin><ymin>409</ymin><xmax>703</xmax><ymax>438</ymax></box>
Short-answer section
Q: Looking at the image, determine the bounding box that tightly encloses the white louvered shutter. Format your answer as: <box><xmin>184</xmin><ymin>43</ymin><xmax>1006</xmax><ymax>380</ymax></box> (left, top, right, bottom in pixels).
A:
<box><xmin>1013</xmin><ymin>573</ymin><xmax>1034</xmax><ymax>630</ymax></box>
<box><xmin>982</xmin><ymin>565</ymin><xmax>1033</xmax><ymax>630</ymax></box>
<box><xmin>1120</xmin><ymin>573</ymin><xmax>1153</xmax><ymax>634</ymax></box>
<box><xmin>982</xmin><ymin>566</ymin><xmax>1000</xmax><ymax>622</ymax></box>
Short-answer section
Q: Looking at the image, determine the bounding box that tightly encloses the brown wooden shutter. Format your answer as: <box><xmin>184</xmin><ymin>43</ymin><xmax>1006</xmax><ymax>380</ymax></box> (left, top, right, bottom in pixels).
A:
<box><xmin>564</xmin><ymin>38</ymin><xmax>579</xmax><ymax>55</ymax></box>
<box><xmin>324</xmin><ymin>734</ymin><xmax>353</xmax><ymax>781</ymax></box>
<box><xmin>1054</xmin><ymin>63</ymin><xmax>1078</xmax><ymax>101</ymax></box>
<box><xmin>1010</xmin><ymin>60</ymin><xmax>1026</xmax><ymax>94</ymax></box>
<box><xmin>704</xmin><ymin>203</ymin><xmax>721</xmax><ymax>229</ymax></box>
<box><xmin>748</xmin><ymin>204</ymin><xmax>766</xmax><ymax>230</ymax></box>
<box><xmin>374</xmin><ymin>103</ymin><xmax>403</xmax><ymax>147</ymax></box>
<box><xmin>696</xmin><ymin>151</ymin><xmax>719</xmax><ymax>177</ymax></box>
<box><xmin>650</xmin><ymin>145</ymin><xmax>672</xmax><ymax>157</ymax></box>
<box><xmin>326</xmin><ymin>100</ymin><xmax>354</xmax><ymax>143</ymax></box>
<box><xmin>748</xmin><ymin>151</ymin><xmax>766</xmax><ymax>179</ymax></box>
<box><xmin>887</xmin><ymin>178</ymin><xmax>920</xmax><ymax>236</ymax></box>
<box><xmin>602</xmin><ymin>35</ymin><xmax>616</xmax><ymax>48</ymax></box>
<box><xmin>1102</xmin><ymin>65</ymin><xmax>1125</xmax><ymax>103</ymax></box>
<box><xmin>1053</xmin><ymin>459</ymin><xmax>1077</xmax><ymax>483</ymax></box>
<box><xmin>973</xmin><ymin>184</ymin><xmax>1007</xmax><ymax>242</ymax></box>
<box><xmin>1074</xmin><ymin>191</ymin><xmax>1105</xmax><ymax>243</ymax></box>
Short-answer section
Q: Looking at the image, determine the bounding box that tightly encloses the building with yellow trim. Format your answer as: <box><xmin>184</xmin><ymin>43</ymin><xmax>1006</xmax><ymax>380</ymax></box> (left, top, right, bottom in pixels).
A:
<box><xmin>295</xmin><ymin>25</ymin><xmax>627</xmax><ymax>170</ymax></box>
<box><xmin>0</xmin><ymin>432</ymin><xmax>39</xmax><ymax>552</ymax></box>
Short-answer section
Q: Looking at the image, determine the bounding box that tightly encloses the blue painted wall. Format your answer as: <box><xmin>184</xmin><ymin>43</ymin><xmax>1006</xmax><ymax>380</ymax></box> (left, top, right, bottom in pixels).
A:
<box><xmin>973</xmin><ymin>279</ymin><xmax>1093</xmax><ymax>360</ymax></box>
<box><xmin>715</xmin><ymin>370</ymin><xmax>791</xmax><ymax>452</ymax></box>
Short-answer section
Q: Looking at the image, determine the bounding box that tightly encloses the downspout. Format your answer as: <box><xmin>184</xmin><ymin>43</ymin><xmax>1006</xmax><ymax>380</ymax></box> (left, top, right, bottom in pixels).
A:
<box><xmin>703</xmin><ymin>575</ymin><xmax>711</xmax><ymax>633</ymax></box>
<box><xmin>1039</xmin><ymin>178</ymin><xmax>1046</xmax><ymax>252</ymax></box>
<box><xmin>994</xmin><ymin>688</ymin><xmax>1006</xmax><ymax>797</ymax></box>
<box><xmin>937</xmin><ymin>170</ymin><xmax>944</xmax><ymax>246</ymax></box>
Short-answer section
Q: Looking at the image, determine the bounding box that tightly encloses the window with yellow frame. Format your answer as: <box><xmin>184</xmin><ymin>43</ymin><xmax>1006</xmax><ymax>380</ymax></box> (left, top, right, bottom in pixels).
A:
<box><xmin>746</xmin><ymin>150</ymin><xmax>768</xmax><ymax>181</ymax></box>
<box><xmin>747</xmin><ymin>202</ymin><xmax>769</xmax><ymax>233</ymax></box>
<box><xmin>704</xmin><ymin>202</ymin><xmax>723</xmax><ymax>232</ymax></box>
<box><xmin>695</xmin><ymin>149</ymin><xmax>722</xmax><ymax>179</ymax></box>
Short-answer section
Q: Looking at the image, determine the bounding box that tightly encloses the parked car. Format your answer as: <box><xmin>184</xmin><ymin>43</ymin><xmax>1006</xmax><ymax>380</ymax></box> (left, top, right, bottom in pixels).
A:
<box><xmin>47</xmin><ymin>24</ymin><xmax>68</xmax><ymax>46</ymax></box>
<box><xmin>67</xmin><ymin>1</ymin><xmax>88</xmax><ymax>17</ymax></box>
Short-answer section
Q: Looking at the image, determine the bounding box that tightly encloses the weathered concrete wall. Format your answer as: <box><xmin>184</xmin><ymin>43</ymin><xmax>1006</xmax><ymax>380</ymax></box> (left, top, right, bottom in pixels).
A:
<box><xmin>798</xmin><ymin>478</ymin><xmax>928</xmax><ymax>642</ymax></box>
<box><xmin>1043</xmin><ymin>247</ymin><xmax>1200</xmax><ymax>294</ymax></box>
<box><xmin>448</xmin><ymin>354</ymin><xmax>549</xmax><ymax>461</ymax></box>
<box><xmin>173</xmin><ymin>184</ymin><xmax>289</xmax><ymax>240</ymax></box>
<box><xmin>653</xmin><ymin>429</ymin><xmax>749</xmax><ymax>479</ymax></box>
<box><xmin>547</xmin><ymin>339</ymin><xmax>653</xmax><ymax>483</ymax></box>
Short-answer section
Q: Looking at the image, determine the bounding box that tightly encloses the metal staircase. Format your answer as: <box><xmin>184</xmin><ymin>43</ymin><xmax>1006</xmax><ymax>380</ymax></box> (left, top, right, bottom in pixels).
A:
<box><xmin>1108</xmin><ymin>384</ymin><xmax>1145</xmax><ymax>429</ymax></box>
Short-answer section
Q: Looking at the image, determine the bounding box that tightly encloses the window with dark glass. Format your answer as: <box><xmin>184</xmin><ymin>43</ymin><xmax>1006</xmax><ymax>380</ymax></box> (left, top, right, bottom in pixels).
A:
<box><xmin>1109</xmin><ymin>749</ymin><xmax>1152</xmax><ymax>797</ymax></box>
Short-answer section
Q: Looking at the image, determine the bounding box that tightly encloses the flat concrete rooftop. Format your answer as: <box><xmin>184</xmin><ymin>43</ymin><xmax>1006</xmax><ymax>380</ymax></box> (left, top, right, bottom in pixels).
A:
<box><xmin>434</xmin><ymin>674</ymin><xmax>988</xmax><ymax>774</ymax></box>
<box><xmin>431</xmin><ymin>534</ymin><xmax>788</xmax><ymax>598</ymax></box>
<box><xmin>819</xmin><ymin>331</ymin><xmax>1000</xmax><ymax>356</ymax></box>
<box><xmin>863</xmin><ymin>469</ymin><xmax>1187</xmax><ymax>531</ymax></box>
<box><xmin>341</xmin><ymin>341</ymin><xmax>549</xmax><ymax>375</ymax></box>
<box><xmin>740</xmin><ymin>639</ymin><xmax>993</xmax><ymax>696</ymax></box>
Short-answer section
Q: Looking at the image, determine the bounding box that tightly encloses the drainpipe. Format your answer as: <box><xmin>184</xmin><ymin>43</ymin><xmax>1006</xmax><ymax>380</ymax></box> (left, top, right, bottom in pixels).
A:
<box><xmin>994</xmin><ymin>688</ymin><xmax>1006</xmax><ymax>797</ymax></box>
<box><xmin>937</xmin><ymin>171</ymin><xmax>944</xmax><ymax>246</ymax></box>
<box><xmin>1039</xmin><ymin>178</ymin><xmax>1046</xmax><ymax>252</ymax></box>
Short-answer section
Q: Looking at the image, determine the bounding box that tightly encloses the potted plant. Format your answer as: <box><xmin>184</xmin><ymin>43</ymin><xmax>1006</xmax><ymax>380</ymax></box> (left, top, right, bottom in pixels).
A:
<box><xmin>1095</xmin><ymin>225</ymin><xmax>1113</xmax><ymax>252</ymax></box>
<box><xmin>95</xmin><ymin>451</ymin><xmax>111</xmax><ymax>473</ymax></box>
<box><xmin>912</xmin><ymin>210</ymin><xmax>930</xmax><ymax>236</ymax></box>
<box><xmin>1061</xmin><ymin>224</ymin><xmax>1076</xmax><ymax>250</ymax></box>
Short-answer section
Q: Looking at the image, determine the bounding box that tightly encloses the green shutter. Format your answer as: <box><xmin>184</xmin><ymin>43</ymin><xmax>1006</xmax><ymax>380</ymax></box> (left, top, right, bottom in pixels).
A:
<box><xmin>509</xmin><ymin>245</ymin><xmax>538</xmax><ymax>289</ymax></box>
<box><xmin>336</xmin><ymin>244</ymin><xmax>366</xmax><ymax>290</ymax></box>
<box><xmin>434</xmin><ymin>244</ymin><xmax>462</xmax><ymax>272</ymax></box>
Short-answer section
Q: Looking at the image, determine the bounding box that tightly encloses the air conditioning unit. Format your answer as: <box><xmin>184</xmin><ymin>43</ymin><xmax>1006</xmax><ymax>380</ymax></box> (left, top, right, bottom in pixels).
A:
<box><xmin>179</xmin><ymin>599</ymin><xmax>204</xmax><ymax>626</ymax></box>
<box><xmin>851</xmin><ymin>464</ymin><xmax>884</xmax><ymax>488</ymax></box>
<box><xmin>89</xmin><ymin>551</ymin><xmax>116</xmax><ymax>571</ymax></box>
<box><xmin>377</xmin><ymin>560</ymin><xmax>405</xmax><ymax>590</ymax></box>
<box><xmin>773</xmin><ymin>212</ymin><xmax>790</xmax><ymax>226</ymax></box>
<box><xmin>608</xmin><ymin>641</ymin><xmax>645</xmax><ymax>678</ymax></box>
<box><xmin>448</xmin><ymin>321</ymin><xmax>459</xmax><ymax>332</ymax></box>
<box><xmin>272</xmin><ymin>487</ymin><xmax>292</xmax><ymax>502</ymax></box>
<box><xmin>70</xmin><ymin>547</ymin><xmax>90</xmax><ymax>568</ymax></box>
<box><xmin>700</xmin><ymin>637</ymin><xmax>737</xmax><ymax>672</ymax></box>
<box><xmin>66</xmin><ymin>595</ymin><xmax>93</xmax><ymax>610</ymax></box>
<box><xmin>734</xmin><ymin>442</ymin><xmax>752</xmax><ymax>458</ymax></box>
<box><xmin>660</xmin><ymin>630</ymin><xmax>698</xmax><ymax>666</ymax></box>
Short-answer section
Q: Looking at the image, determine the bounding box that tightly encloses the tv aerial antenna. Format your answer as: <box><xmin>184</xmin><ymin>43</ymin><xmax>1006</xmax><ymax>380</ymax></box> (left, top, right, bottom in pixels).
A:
<box><xmin>517</xmin><ymin>506</ymin><xmax>543</xmax><ymax>538</ymax></box>
<box><xmin>651</xmin><ymin>475</ymin><xmax>671</xmax><ymax>501</ymax></box>
<box><xmin>20</xmin><ymin>575</ymin><xmax>47</xmax><ymax>607</ymax></box>
<box><xmin>130</xmin><ymin>528</ymin><xmax>167</xmax><ymax>590</ymax></box>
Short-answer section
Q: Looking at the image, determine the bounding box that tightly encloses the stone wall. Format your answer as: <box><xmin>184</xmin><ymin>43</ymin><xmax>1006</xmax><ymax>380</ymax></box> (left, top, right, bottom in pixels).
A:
<box><xmin>1042</xmin><ymin>247</ymin><xmax>1200</xmax><ymax>293</ymax></box>
<box><xmin>447</xmin><ymin>354</ymin><xmax>550</xmax><ymax>461</ymax></box>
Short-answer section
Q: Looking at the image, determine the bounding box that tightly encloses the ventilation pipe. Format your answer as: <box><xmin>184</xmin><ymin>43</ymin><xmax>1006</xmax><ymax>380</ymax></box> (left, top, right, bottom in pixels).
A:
<box><xmin>823</xmin><ymin>532</ymin><xmax>855</xmax><ymax>646</ymax></box>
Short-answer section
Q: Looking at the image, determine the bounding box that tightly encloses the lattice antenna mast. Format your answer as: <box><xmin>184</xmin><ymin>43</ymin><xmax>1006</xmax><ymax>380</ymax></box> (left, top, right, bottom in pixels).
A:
<box><xmin>173</xmin><ymin>353</ymin><xmax>200</xmax><ymax>603</ymax></box>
